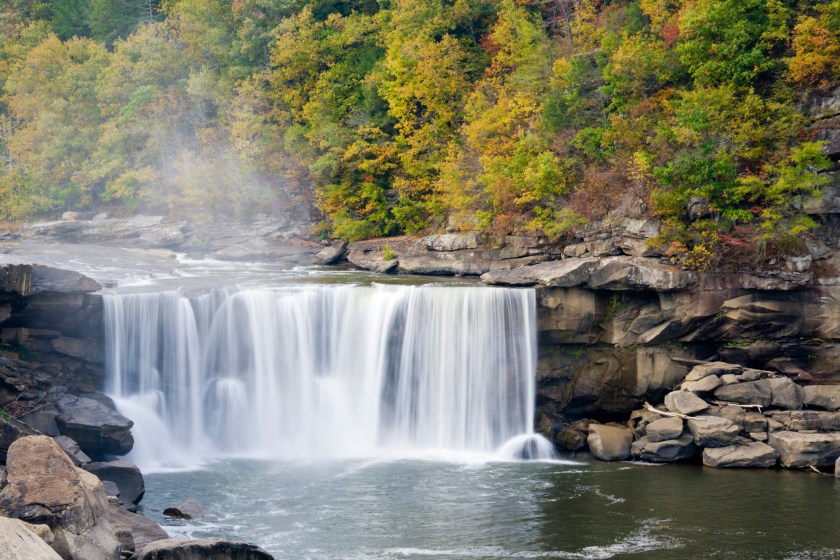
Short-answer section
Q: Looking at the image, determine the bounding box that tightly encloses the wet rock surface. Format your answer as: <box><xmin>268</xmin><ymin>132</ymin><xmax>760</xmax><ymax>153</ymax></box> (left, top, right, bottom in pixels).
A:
<box><xmin>137</xmin><ymin>538</ymin><xmax>275</xmax><ymax>560</ymax></box>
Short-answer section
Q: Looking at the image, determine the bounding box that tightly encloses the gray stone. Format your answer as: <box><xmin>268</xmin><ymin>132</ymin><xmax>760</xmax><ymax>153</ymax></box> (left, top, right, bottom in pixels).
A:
<box><xmin>0</xmin><ymin>517</ymin><xmax>62</xmax><ymax>560</ymax></box>
<box><xmin>139</xmin><ymin>227</ymin><xmax>187</xmax><ymax>248</ymax></box>
<box><xmin>137</xmin><ymin>538</ymin><xmax>275</xmax><ymax>560</ymax></box>
<box><xmin>719</xmin><ymin>374</ymin><xmax>740</xmax><ymax>385</ymax></box>
<box><xmin>51</xmin><ymin>336</ymin><xmax>101</xmax><ymax>363</ymax></box>
<box><xmin>55</xmin><ymin>395</ymin><xmax>134</xmax><ymax>458</ymax></box>
<box><xmin>0</xmin><ymin>415</ymin><xmax>39</xmax><ymax>463</ymax></box>
<box><xmin>687</xmin><ymin>415</ymin><xmax>740</xmax><ymax>447</ymax></box>
<box><xmin>634</xmin><ymin>433</ymin><xmax>697</xmax><ymax>462</ymax></box>
<box><xmin>714</xmin><ymin>380</ymin><xmax>772</xmax><ymax>407</ymax></box>
<box><xmin>767</xmin><ymin>411</ymin><xmax>840</xmax><ymax>431</ymax></box>
<box><xmin>313</xmin><ymin>242</ymin><xmax>347</xmax><ymax>265</ymax></box>
<box><xmin>85</xmin><ymin>459</ymin><xmax>145</xmax><ymax>505</ymax></box>
<box><xmin>767</xmin><ymin>377</ymin><xmax>804</xmax><ymax>410</ymax></box>
<box><xmin>645</xmin><ymin>417</ymin><xmax>684</xmax><ymax>442</ymax></box>
<box><xmin>30</xmin><ymin>265</ymin><xmax>101</xmax><ymax>294</ymax></box>
<box><xmin>743</xmin><ymin>412</ymin><xmax>768</xmax><ymax>433</ymax></box>
<box><xmin>586</xmin><ymin>424</ymin><xmax>633</xmax><ymax>461</ymax></box>
<box><xmin>803</xmin><ymin>385</ymin><xmax>840</xmax><ymax>411</ymax></box>
<box><xmin>707</xmin><ymin>405</ymin><xmax>746</xmax><ymax>431</ymax></box>
<box><xmin>682</xmin><ymin>375</ymin><xmax>722</xmax><ymax>394</ymax></box>
<box><xmin>53</xmin><ymin>435</ymin><xmax>91</xmax><ymax>467</ymax></box>
<box><xmin>836</xmin><ymin>456</ymin><xmax>840</xmax><ymax>478</ymax></box>
<box><xmin>664</xmin><ymin>391</ymin><xmax>709</xmax><ymax>415</ymax></box>
<box><xmin>702</xmin><ymin>442</ymin><xmax>778</xmax><ymax>468</ymax></box>
<box><xmin>346</xmin><ymin>250</ymin><xmax>399</xmax><ymax>274</ymax></box>
<box><xmin>769</xmin><ymin>430</ymin><xmax>840</xmax><ymax>468</ymax></box>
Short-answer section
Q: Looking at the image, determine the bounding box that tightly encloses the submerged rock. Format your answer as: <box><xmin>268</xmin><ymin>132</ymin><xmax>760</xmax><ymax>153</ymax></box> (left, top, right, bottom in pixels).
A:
<box><xmin>137</xmin><ymin>538</ymin><xmax>274</xmax><ymax>560</ymax></box>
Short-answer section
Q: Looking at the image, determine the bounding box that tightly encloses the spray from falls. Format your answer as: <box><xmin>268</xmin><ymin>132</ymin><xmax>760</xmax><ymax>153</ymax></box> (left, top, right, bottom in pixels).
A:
<box><xmin>103</xmin><ymin>284</ymin><xmax>553</xmax><ymax>469</ymax></box>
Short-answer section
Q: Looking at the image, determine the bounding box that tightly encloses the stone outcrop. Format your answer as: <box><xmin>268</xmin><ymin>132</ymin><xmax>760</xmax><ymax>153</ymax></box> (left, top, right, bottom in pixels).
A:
<box><xmin>85</xmin><ymin>459</ymin><xmax>145</xmax><ymax>505</ymax></box>
<box><xmin>137</xmin><ymin>538</ymin><xmax>275</xmax><ymax>560</ymax></box>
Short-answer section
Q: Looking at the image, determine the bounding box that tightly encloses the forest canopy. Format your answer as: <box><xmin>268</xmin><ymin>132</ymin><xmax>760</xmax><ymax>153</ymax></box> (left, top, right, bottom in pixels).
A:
<box><xmin>0</xmin><ymin>0</ymin><xmax>838</xmax><ymax>262</ymax></box>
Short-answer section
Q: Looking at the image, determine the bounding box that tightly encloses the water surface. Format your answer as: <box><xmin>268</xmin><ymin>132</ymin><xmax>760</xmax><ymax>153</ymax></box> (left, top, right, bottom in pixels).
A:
<box><xmin>140</xmin><ymin>457</ymin><xmax>840</xmax><ymax>559</ymax></box>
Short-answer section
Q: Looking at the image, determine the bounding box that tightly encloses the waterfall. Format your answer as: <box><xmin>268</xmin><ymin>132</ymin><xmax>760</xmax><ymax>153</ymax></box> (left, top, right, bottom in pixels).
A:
<box><xmin>103</xmin><ymin>284</ymin><xmax>551</xmax><ymax>469</ymax></box>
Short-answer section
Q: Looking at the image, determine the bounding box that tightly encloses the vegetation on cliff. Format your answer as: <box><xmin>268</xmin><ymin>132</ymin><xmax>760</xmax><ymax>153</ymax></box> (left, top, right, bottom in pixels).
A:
<box><xmin>0</xmin><ymin>0</ymin><xmax>837</xmax><ymax>262</ymax></box>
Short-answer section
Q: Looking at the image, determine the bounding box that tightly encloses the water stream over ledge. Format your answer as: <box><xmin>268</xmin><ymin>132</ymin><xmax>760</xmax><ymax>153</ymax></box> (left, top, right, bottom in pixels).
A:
<box><xmin>103</xmin><ymin>283</ymin><xmax>552</xmax><ymax>469</ymax></box>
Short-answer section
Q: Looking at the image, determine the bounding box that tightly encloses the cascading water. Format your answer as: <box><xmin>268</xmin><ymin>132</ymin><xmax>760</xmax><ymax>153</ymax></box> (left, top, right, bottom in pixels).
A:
<box><xmin>103</xmin><ymin>283</ymin><xmax>552</xmax><ymax>469</ymax></box>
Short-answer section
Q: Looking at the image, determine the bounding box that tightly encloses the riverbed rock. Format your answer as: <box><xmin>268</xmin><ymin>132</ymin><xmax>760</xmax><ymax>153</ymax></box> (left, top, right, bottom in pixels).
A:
<box><xmin>702</xmin><ymin>442</ymin><xmax>778</xmax><ymax>468</ymax></box>
<box><xmin>645</xmin><ymin>417</ymin><xmax>684</xmax><ymax>442</ymax></box>
<box><xmin>137</xmin><ymin>538</ymin><xmax>275</xmax><ymax>560</ymax></box>
<box><xmin>713</xmin><ymin>380</ymin><xmax>773</xmax><ymax>407</ymax></box>
<box><xmin>85</xmin><ymin>459</ymin><xmax>145</xmax><ymax>505</ymax></box>
<box><xmin>0</xmin><ymin>517</ymin><xmax>62</xmax><ymax>560</ymax></box>
<box><xmin>163</xmin><ymin>498</ymin><xmax>210</xmax><ymax>520</ymax></box>
<box><xmin>0</xmin><ymin>435</ymin><xmax>121</xmax><ymax>559</ymax></box>
<box><xmin>632</xmin><ymin>433</ymin><xmax>697</xmax><ymax>462</ymax></box>
<box><xmin>54</xmin><ymin>394</ymin><xmax>134</xmax><ymax>458</ymax></box>
<box><xmin>768</xmin><ymin>430</ymin><xmax>840</xmax><ymax>468</ymax></box>
<box><xmin>663</xmin><ymin>391</ymin><xmax>709</xmax><ymax>415</ymax></box>
<box><xmin>586</xmin><ymin>424</ymin><xmax>633</xmax><ymax>461</ymax></box>
<box><xmin>687</xmin><ymin>416</ymin><xmax>740</xmax><ymax>447</ymax></box>
<box><xmin>803</xmin><ymin>385</ymin><xmax>840</xmax><ymax>410</ymax></box>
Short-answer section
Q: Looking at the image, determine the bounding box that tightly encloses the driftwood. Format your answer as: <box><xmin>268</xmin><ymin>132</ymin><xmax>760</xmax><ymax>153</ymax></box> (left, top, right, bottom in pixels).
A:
<box><xmin>642</xmin><ymin>402</ymin><xmax>717</xmax><ymax>421</ymax></box>
<box><xmin>711</xmin><ymin>400</ymin><xmax>764</xmax><ymax>411</ymax></box>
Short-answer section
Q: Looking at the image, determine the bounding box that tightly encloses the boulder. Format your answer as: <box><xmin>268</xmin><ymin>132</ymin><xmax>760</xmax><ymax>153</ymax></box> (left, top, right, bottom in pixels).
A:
<box><xmin>85</xmin><ymin>460</ymin><xmax>145</xmax><ymax>505</ymax></box>
<box><xmin>553</xmin><ymin>426</ymin><xmax>587</xmax><ymax>451</ymax></box>
<box><xmin>0</xmin><ymin>436</ymin><xmax>121</xmax><ymax>559</ymax></box>
<box><xmin>55</xmin><ymin>394</ymin><xmax>134</xmax><ymax>458</ymax></box>
<box><xmin>702</xmin><ymin>442</ymin><xmax>778</xmax><ymax>468</ymax></box>
<box><xmin>313</xmin><ymin>242</ymin><xmax>347</xmax><ymax>265</ymax></box>
<box><xmin>766</xmin><ymin>411</ymin><xmax>840</xmax><ymax>431</ymax></box>
<box><xmin>663</xmin><ymin>391</ymin><xmax>709</xmax><ymax>415</ymax></box>
<box><xmin>109</xmin><ymin>504</ymin><xmax>169</xmax><ymax>553</ymax></box>
<box><xmin>713</xmin><ymin>380</ymin><xmax>772</xmax><ymax>407</ymax></box>
<box><xmin>53</xmin><ymin>435</ymin><xmax>92</xmax><ymax>467</ymax></box>
<box><xmin>645</xmin><ymin>417</ymin><xmax>683</xmax><ymax>442</ymax></box>
<box><xmin>767</xmin><ymin>377</ymin><xmax>804</xmax><ymax>410</ymax></box>
<box><xmin>768</xmin><ymin>431</ymin><xmax>840</xmax><ymax>468</ymax></box>
<box><xmin>137</xmin><ymin>538</ymin><xmax>274</xmax><ymax>560</ymax></box>
<box><xmin>0</xmin><ymin>517</ymin><xmax>62</xmax><ymax>560</ymax></box>
<box><xmin>422</xmin><ymin>233</ymin><xmax>480</xmax><ymax>252</ymax></box>
<box><xmin>586</xmin><ymin>424</ymin><xmax>633</xmax><ymax>461</ymax></box>
<box><xmin>707</xmin><ymin>405</ymin><xmax>746</xmax><ymax>431</ymax></box>
<box><xmin>686</xmin><ymin>416</ymin><xmax>740</xmax><ymax>447</ymax></box>
<box><xmin>742</xmin><ymin>412</ymin><xmax>768</xmax><ymax>433</ymax></box>
<box><xmin>803</xmin><ymin>385</ymin><xmax>840</xmax><ymax>411</ymax></box>
<box><xmin>633</xmin><ymin>433</ymin><xmax>697</xmax><ymax>462</ymax></box>
<box><xmin>30</xmin><ymin>265</ymin><xmax>101</xmax><ymax>294</ymax></box>
<box><xmin>681</xmin><ymin>375</ymin><xmax>722</xmax><ymax>394</ymax></box>
<box><xmin>163</xmin><ymin>498</ymin><xmax>210</xmax><ymax>520</ymax></box>
<box><xmin>346</xmin><ymin>250</ymin><xmax>398</xmax><ymax>274</ymax></box>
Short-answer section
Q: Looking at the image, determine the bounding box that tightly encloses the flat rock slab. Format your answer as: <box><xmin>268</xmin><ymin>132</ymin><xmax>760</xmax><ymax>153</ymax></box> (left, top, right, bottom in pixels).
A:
<box><xmin>586</xmin><ymin>257</ymin><xmax>697</xmax><ymax>291</ymax></box>
<box><xmin>768</xmin><ymin>431</ymin><xmax>840</xmax><ymax>468</ymax></box>
<box><xmin>714</xmin><ymin>380</ymin><xmax>772</xmax><ymax>407</ymax></box>
<box><xmin>684</xmin><ymin>362</ymin><xmax>743</xmax><ymax>382</ymax></box>
<box><xmin>632</xmin><ymin>433</ymin><xmax>697</xmax><ymax>462</ymax></box>
<box><xmin>109</xmin><ymin>504</ymin><xmax>169</xmax><ymax>553</ymax></box>
<box><xmin>664</xmin><ymin>391</ymin><xmax>709</xmax><ymax>415</ymax></box>
<box><xmin>163</xmin><ymin>498</ymin><xmax>210</xmax><ymax>520</ymax></box>
<box><xmin>480</xmin><ymin>258</ymin><xmax>599</xmax><ymax>287</ymax></box>
<box><xmin>703</xmin><ymin>442</ymin><xmax>778</xmax><ymax>468</ymax></box>
<box><xmin>681</xmin><ymin>375</ymin><xmax>722</xmax><ymax>394</ymax></box>
<box><xmin>138</xmin><ymin>538</ymin><xmax>274</xmax><ymax>560</ymax></box>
